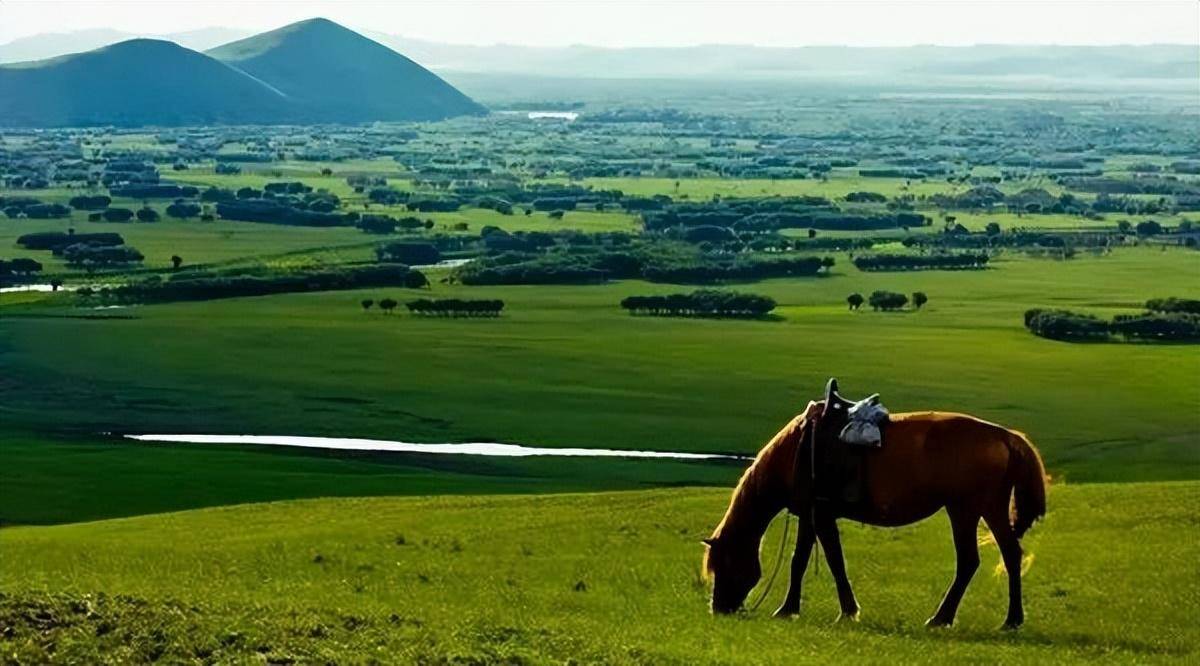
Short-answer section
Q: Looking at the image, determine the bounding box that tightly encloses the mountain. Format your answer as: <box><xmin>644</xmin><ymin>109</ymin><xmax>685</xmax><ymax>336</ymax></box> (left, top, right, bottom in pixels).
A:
<box><xmin>0</xmin><ymin>39</ymin><xmax>292</xmax><ymax>127</ymax></box>
<box><xmin>208</xmin><ymin>18</ymin><xmax>485</xmax><ymax>122</ymax></box>
<box><xmin>0</xmin><ymin>28</ymin><xmax>253</xmax><ymax>64</ymax></box>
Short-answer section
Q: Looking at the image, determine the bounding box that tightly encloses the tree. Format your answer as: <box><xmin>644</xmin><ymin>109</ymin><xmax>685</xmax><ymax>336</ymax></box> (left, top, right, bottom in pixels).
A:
<box><xmin>361</xmin><ymin>298</ymin><xmax>374</xmax><ymax>312</ymax></box>
<box><xmin>868</xmin><ymin>290</ymin><xmax>908</xmax><ymax>311</ymax></box>
<box><xmin>50</xmin><ymin>278</ymin><xmax>63</xmax><ymax>291</ymax></box>
<box><xmin>1117</xmin><ymin>220</ymin><xmax>1132</xmax><ymax>233</ymax></box>
<box><xmin>404</xmin><ymin>270</ymin><xmax>429</xmax><ymax>289</ymax></box>
<box><xmin>985</xmin><ymin>222</ymin><xmax>1002</xmax><ymax>236</ymax></box>
<box><xmin>136</xmin><ymin>207</ymin><xmax>160</xmax><ymax>223</ymax></box>
<box><xmin>912</xmin><ymin>291</ymin><xmax>928</xmax><ymax>309</ymax></box>
<box><xmin>170</xmin><ymin>255</ymin><xmax>183</xmax><ymax>270</ymax></box>
<box><xmin>379</xmin><ymin>298</ymin><xmax>398</xmax><ymax>314</ymax></box>
<box><xmin>847</xmin><ymin>293</ymin><xmax>864</xmax><ymax>310</ymax></box>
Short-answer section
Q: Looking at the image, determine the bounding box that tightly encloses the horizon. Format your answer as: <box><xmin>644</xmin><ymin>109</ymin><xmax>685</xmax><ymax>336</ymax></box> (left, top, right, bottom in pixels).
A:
<box><xmin>1</xmin><ymin>1</ymin><xmax>1196</xmax><ymax>49</ymax></box>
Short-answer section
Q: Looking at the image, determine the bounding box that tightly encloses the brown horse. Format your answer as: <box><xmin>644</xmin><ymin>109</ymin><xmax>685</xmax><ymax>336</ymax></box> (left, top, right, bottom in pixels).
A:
<box><xmin>703</xmin><ymin>381</ymin><xmax>1047</xmax><ymax>629</ymax></box>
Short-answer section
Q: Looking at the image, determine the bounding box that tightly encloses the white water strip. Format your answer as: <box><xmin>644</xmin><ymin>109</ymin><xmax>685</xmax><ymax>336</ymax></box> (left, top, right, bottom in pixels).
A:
<box><xmin>124</xmin><ymin>434</ymin><xmax>743</xmax><ymax>460</ymax></box>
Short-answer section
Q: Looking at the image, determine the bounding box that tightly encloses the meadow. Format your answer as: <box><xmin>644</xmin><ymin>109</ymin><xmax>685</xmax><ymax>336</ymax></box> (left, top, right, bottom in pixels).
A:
<box><xmin>1</xmin><ymin>482</ymin><xmax>1196</xmax><ymax>663</ymax></box>
<box><xmin>2</xmin><ymin>91</ymin><xmax>1198</xmax><ymax>663</ymax></box>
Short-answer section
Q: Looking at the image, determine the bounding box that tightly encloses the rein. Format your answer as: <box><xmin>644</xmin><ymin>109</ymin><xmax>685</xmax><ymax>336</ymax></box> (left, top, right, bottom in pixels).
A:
<box><xmin>747</xmin><ymin>413</ymin><xmax>817</xmax><ymax>613</ymax></box>
<box><xmin>748</xmin><ymin>512</ymin><xmax>791</xmax><ymax>612</ymax></box>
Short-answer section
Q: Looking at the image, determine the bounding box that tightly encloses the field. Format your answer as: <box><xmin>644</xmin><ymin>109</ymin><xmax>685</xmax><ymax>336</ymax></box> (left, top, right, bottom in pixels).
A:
<box><xmin>2</xmin><ymin>84</ymin><xmax>1199</xmax><ymax>663</ymax></box>
<box><xmin>2</xmin><ymin>482</ymin><xmax>1197</xmax><ymax>663</ymax></box>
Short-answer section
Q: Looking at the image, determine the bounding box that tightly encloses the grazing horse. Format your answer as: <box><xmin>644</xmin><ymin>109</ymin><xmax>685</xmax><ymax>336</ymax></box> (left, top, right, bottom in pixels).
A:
<box><xmin>703</xmin><ymin>381</ymin><xmax>1047</xmax><ymax>629</ymax></box>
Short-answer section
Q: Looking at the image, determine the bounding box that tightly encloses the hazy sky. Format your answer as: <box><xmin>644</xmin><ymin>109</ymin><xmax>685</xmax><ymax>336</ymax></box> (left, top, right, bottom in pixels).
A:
<box><xmin>0</xmin><ymin>0</ymin><xmax>1196</xmax><ymax>47</ymax></box>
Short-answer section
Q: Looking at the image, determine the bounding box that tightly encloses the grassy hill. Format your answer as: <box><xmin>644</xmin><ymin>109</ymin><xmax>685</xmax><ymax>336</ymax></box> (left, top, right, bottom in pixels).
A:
<box><xmin>1</xmin><ymin>482</ymin><xmax>1195</xmax><ymax>663</ymax></box>
<box><xmin>0</xmin><ymin>39</ymin><xmax>291</xmax><ymax>127</ymax></box>
<box><xmin>0</xmin><ymin>19</ymin><xmax>484</xmax><ymax>127</ymax></box>
<box><xmin>208</xmin><ymin>18</ymin><xmax>485</xmax><ymax>122</ymax></box>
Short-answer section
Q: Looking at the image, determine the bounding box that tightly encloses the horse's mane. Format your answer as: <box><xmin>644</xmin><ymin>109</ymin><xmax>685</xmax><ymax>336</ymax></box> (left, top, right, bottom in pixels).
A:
<box><xmin>703</xmin><ymin>412</ymin><xmax>809</xmax><ymax>576</ymax></box>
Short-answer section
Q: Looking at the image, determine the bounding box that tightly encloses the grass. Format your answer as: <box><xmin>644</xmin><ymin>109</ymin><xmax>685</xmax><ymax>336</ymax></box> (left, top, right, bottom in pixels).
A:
<box><xmin>1</xmin><ymin>482</ymin><xmax>1195</xmax><ymax>663</ymax></box>
<box><xmin>2</xmin><ymin>248</ymin><xmax>1197</xmax><ymax>485</ymax></box>
<box><xmin>0</xmin><ymin>433</ymin><xmax>740</xmax><ymax>525</ymax></box>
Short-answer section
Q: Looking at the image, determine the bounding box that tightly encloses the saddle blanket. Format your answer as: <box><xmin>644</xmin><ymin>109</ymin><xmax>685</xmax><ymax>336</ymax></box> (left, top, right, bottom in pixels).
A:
<box><xmin>839</xmin><ymin>394</ymin><xmax>888</xmax><ymax>447</ymax></box>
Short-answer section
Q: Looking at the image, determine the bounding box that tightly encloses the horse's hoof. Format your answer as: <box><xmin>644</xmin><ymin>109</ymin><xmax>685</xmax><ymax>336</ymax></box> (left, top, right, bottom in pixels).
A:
<box><xmin>1001</xmin><ymin>620</ymin><xmax>1023</xmax><ymax>631</ymax></box>
<box><xmin>925</xmin><ymin>617</ymin><xmax>953</xmax><ymax>629</ymax></box>
<box><xmin>837</xmin><ymin>611</ymin><xmax>860</xmax><ymax>623</ymax></box>
<box><xmin>773</xmin><ymin>606</ymin><xmax>799</xmax><ymax>619</ymax></box>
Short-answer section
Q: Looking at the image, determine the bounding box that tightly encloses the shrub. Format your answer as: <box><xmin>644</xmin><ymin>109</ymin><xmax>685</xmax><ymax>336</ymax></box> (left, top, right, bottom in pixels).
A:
<box><xmin>1145</xmin><ymin>298</ymin><xmax>1200</xmax><ymax>315</ymax></box>
<box><xmin>62</xmin><ymin>243</ymin><xmax>144</xmax><ymax>268</ymax></box>
<box><xmin>868</xmin><ymin>290</ymin><xmax>908</xmax><ymax>311</ymax></box>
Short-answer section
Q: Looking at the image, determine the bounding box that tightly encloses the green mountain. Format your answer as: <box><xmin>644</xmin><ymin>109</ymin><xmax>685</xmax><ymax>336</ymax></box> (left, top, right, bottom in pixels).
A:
<box><xmin>0</xmin><ymin>39</ymin><xmax>293</xmax><ymax>127</ymax></box>
<box><xmin>0</xmin><ymin>19</ymin><xmax>484</xmax><ymax>127</ymax></box>
<box><xmin>208</xmin><ymin>18</ymin><xmax>485</xmax><ymax>122</ymax></box>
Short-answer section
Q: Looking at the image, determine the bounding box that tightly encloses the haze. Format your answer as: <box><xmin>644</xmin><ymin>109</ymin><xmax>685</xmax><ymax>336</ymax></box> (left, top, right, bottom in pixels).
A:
<box><xmin>1</xmin><ymin>0</ymin><xmax>1196</xmax><ymax>47</ymax></box>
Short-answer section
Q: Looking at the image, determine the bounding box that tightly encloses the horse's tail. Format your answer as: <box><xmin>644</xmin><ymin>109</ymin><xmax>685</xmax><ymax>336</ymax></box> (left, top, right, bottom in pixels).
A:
<box><xmin>1005</xmin><ymin>430</ymin><xmax>1048</xmax><ymax>539</ymax></box>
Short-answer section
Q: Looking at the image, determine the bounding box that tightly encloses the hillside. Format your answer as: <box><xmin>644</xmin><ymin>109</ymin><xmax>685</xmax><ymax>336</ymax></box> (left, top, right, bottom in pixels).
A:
<box><xmin>208</xmin><ymin>18</ymin><xmax>485</xmax><ymax>122</ymax></box>
<box><xmin>0</xmin><ymin>39</ymin><xmax>292</xmax><ymax>127</ymax></box>
<box><xmin>1</xmin><ymin>483</ymin><xmax>1196</xmax><ymax>663</ymax></box>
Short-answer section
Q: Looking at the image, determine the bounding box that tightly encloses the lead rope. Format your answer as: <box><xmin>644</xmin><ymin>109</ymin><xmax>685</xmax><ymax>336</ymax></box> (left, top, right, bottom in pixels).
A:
<box><xmin>748</xmin><ymin>512</ymin><xmax>791</xmax><ymax>612</ymax></box>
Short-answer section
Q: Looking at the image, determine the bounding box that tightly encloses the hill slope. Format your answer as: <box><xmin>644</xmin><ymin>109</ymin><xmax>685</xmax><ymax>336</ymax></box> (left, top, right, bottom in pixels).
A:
<box><xmin>0</xmin><ymin>39</ymin><xmax>291</xmax><ymax>127</ymax></box>
<box><xmin>209</xmin><ymin>18</ymin><xmax>485</xmax><ymax>122</ymax></box>
<box><xmin>0</xmin><ymin>483</ymin><xmax>1196</xmax><ymax>663</ymax></box>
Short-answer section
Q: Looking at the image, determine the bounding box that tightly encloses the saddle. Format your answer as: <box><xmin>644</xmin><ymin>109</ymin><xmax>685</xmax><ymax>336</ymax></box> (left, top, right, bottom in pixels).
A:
<box><xmin>811</xmin><ymin>378</ymin><xmax>887</xmax><ymax>508</ymax></box>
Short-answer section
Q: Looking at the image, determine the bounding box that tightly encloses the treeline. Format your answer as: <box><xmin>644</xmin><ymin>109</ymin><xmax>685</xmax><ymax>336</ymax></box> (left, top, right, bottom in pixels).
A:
<box><xmin>620</xmin><ymin>289</ymin><xmax>776</xmax><ymax>318</ymax></box>
<box><xmin>2</xmin><ymin>196</ymin><xmax>71</xmax><ymax>219</ymax></box>
<box><xmin>853</xmin><ymin>253</ymin><xmax>989</xmax><ymax>271</ymax></box>
<box><xmin>215</xmin><ymin>199</ymin><xmax>352</xmax><ymax>227</ymax></box>
<box><xmin>0</xmin><ymin>257</ymin><xmax>43</xmax><ymax>285</ymax></box>
<box><xmin>642</xmin><ymin>198</ymin><xmax>929</xmax><ymax>233</ymax></box>
<box><xmin>95</xmin><ymin>265</ymin><xmax>427</xmax><ymax>303</ymax></box>
<box><xmin>1024</xmin><ymin>305</ymin><xmax>1200</xmax><ymax>342</ymax></box>
<box><xmin>406</xmin><ymin>298</ymin><xmax>504</xmax><ymax>317</ymax></box>
<box><xmin>456</xmin><ymin>247</ymin><xmax>833</xmax><ymax>286</ymax></box>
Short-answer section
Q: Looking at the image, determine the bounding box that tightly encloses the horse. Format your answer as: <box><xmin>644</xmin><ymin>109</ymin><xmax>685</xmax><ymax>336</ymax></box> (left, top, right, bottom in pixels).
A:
<box><xmin>702</xmin><ymin>380</ymin><xmax>1047</xmax><ymax>629</ymax></box>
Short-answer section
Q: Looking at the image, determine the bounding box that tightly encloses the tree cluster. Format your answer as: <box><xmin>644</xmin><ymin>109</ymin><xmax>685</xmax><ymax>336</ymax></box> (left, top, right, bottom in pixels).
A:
<box><xmin>853</xmin><ymin>253</ymin><xmax>989</xmax><ymax>271</ymax></box>
<box><xmin>406</xmin><ymin>298</ymin><xmax>505</xmax><ymax>317</ymax></box>
<box><xmin>620</xmin><ymin>289</ymin><xmax>776</xmax><ymax>318</ymax></box>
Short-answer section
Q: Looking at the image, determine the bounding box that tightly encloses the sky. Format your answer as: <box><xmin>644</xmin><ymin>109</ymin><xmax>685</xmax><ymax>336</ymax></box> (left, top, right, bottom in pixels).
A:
<box><xmin>0</xmin><ymin>0</ymin><xmax>1196</xmax><ymax>47</ymax></box>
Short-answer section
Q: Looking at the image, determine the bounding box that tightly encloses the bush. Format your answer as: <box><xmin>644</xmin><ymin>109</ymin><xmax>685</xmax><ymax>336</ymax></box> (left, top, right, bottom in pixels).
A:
<box><xmin>135</xmin><ymin>207</ymin><xmax>160</xmax><ymax>223</ymax></box>
<box><xmin>620</xmin><ymin>289</ymin><xmax>776</xmax><ymax>318</ymax></box>
<box><xmin>868</xmin><ymin>291</ymin><xmax>908</xmax><ymax>311</ymax></box>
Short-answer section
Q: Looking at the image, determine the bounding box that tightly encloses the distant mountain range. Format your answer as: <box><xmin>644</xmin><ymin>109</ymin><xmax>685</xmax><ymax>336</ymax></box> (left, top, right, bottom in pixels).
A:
<box><xmin>0</xmin><ymin>19</ymin><xmax>484</xmax><ymax>127</ymax></box>
<box><xmin>2</xmin><ymin>25</ymin><xmax>1194</xmax><ymax>83</ymax></box>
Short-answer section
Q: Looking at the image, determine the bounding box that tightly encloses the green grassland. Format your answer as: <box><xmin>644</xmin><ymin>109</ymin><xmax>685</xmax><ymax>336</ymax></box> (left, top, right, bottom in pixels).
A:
<box><xmin>3</xmin><ymin>249</ymin><xmax>1197</xmax><ymax>489</ymax></box>
<box><xmin>2</xmin><ymin>482</ymin><xmax>1196</xmax><ymax>664</ymax></box>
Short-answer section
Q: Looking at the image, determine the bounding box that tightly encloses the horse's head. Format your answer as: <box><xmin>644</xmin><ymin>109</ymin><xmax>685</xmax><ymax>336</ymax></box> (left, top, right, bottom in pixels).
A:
<box><xmin>702</xmin><ymin>534</ymin><xmax>761</xmax><ymax>614</ymax></box>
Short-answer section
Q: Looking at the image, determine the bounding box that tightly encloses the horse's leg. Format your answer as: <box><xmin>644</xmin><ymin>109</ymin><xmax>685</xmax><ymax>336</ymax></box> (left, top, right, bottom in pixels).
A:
<box><xmin>983</xmin><ymin>509</ymin><xmax>1025</xmax><ymax>629</ymax></box>
<box><xmin>926</xmin><ymin>507</ymin><xmax>980</xmax><ymax>628</ymax></box>
<box><xmin>814</xmin><ymin>511</ymin><xmax>860</xmax><ymax>620</ymax></box>
<box><xmin>773</xmin><ymin>516</ymin><xmax>816</xmax><ymax>618</ymax></box>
